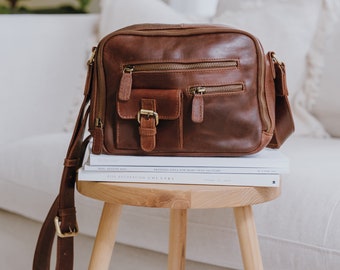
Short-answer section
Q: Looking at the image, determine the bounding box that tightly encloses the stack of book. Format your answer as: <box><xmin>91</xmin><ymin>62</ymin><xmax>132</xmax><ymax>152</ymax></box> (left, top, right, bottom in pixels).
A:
<box><xmin>78</xmin><ymin>145</ymin><xmax>289</xmax><ymax>187</ymax></box>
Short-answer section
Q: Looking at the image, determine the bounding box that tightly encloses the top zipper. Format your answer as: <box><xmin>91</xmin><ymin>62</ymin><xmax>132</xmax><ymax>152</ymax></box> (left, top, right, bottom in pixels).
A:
<box><xmin>123</xmin><ymin>60</ymin><xmax>238</xmax><ymax>73</ymax></box>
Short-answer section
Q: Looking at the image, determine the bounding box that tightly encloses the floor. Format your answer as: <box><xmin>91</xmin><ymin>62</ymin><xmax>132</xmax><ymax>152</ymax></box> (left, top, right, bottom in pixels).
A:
<box><xmin>0</xmin><ymin>209</ymin><xmax>233</xmax><ymax>270</ymax></box>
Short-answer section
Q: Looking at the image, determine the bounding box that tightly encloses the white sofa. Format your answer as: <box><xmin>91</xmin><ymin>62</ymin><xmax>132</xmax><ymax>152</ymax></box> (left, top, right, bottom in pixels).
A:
<box><xmin>1</xmin><ymin>1</ymin><xmax>340</xmax><ymax>269</ymax></box>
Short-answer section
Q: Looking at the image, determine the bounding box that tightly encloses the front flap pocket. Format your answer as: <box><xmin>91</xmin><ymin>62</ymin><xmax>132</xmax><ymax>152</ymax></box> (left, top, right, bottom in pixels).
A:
<box><xmin>116</xmin><ymin>89</ymin><xmax>183</xmax><ymax>152</ymax></box>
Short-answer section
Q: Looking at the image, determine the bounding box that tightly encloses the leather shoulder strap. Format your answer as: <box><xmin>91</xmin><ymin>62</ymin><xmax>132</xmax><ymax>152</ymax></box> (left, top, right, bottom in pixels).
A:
<box><xmin>268</xmin><ymin>55</ymin><xmax>295</xmax><ymax>148</ymax></box>
<box><xmin>33</xmin><ymin>61</ymin><xmax>94</xmax><ymax>270</ymax></box>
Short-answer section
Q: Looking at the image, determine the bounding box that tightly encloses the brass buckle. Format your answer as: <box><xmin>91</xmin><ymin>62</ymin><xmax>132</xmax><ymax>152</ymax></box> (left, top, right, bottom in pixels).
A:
<box><xmin>137</xmin><ymin>109</ymin><xmax>159</xmax><ymax>126</ymax></box>
<box><xmin>54</xmin><ymin>216</ymin><xmax>79</xmax><ymax>238</ymax></box>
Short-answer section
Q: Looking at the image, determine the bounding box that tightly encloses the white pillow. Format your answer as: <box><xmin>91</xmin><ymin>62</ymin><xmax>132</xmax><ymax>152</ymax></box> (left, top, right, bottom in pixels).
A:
<box><xmin>308</xmin><ymin>2</ymin><xmax>340</xmax><ymax>137</ymax></box>
<box><xmin>213</xmin><ymin>0</ymin><xmax>326</xmax><ymax>137</ymax></box>
<box><xmin>168</xmin><ymin>0</ymin><xmax>219</xmax><ymax>20</ymax></box>
<box><xmin>99</xmin><ymin>0</ymin><xmax>192</xmax><ymax>39</ymax></box>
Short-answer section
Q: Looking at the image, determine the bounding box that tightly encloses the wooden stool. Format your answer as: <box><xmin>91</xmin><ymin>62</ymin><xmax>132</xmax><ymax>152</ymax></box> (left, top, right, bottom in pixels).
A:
<box><xmin>77</xmin><ymin>181</ymin><xmax>280</xmax><ymax>270</ymax></box>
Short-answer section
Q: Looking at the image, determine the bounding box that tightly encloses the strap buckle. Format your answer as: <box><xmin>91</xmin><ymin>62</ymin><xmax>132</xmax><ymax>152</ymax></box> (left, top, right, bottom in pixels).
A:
<box><xmin>54</xmin><ymin>216</ymin><xmax>79</xmax><ymax>238</ymax></box>
<box><xmin>137</xmin><ymin>109</ymin><xmax>159</xmax><ymax>126</ymax></box>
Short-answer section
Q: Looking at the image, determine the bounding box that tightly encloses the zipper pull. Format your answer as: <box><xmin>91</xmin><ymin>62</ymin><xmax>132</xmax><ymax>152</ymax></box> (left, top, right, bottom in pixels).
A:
<box><xmin>92</xmin><ymin>118</ymin><xmax>103</xmax><ymax>154</ymax></box>
<box><xmin>190</xmin><ymin>87</ymin><xmax>205</xmax><ymax>123</ymax></box>
<box><xmin>118</xmin><ymin>66</ymin><xmax>134</xmax><ymax>101</ymax></box>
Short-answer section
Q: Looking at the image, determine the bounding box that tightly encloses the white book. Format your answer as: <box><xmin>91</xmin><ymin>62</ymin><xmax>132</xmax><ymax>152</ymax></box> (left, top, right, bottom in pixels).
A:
<box><xmin>88</xmin><ymin>147</ymin><xmax>289</xmax><ymax>172</ymax></box>
<box><xmin>78</xmin><ymin>168</ymin><xmax>280</xmax><ymax>187</ymax></box>
<box><xmin>84</xmin><ymin>163</ymin><xmax>286</xmax><ymax>174</ymax></box>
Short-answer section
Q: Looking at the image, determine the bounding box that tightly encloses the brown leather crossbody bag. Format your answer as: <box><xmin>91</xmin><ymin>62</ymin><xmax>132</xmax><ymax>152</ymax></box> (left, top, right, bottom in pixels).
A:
<box><xmin>33</xmin><ymin>24</ymin><xmax>294</xmax><ymax>270</ymax></box>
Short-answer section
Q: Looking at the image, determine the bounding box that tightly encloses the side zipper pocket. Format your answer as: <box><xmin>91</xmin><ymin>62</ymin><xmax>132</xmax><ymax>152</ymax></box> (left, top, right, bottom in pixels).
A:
<box><xmin>189</xmin><ymin>84</ymin><xmax>244</xmax><ymax>123</ymax></box>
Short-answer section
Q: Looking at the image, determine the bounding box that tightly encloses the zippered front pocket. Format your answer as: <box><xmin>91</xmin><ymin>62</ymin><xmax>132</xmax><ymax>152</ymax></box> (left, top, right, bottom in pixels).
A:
<box><xmin>118</xmin><ymin>60</ymin><xmax>239</xmax><ymax>101</ymax></box>
<box><xmin>189</xmin><ymin>84</ymin><xmax>244</xmax><ymax>123</ymax></box>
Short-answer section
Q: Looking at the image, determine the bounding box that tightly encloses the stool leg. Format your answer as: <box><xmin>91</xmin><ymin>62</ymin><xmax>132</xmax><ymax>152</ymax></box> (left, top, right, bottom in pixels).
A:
<box><xmin>168</xmin><ymin>209</ymin><xmax>187</xmax><ymax>270</ymax></box>
<box><xmin>233</xmin><ymin>206</ymin><xmax>264</xmax><ymax>270</ymax></box>
<box><xmin>89</xmin><ymin>202</ymin><xmax>122</xmax><ymax>270</ymax></box>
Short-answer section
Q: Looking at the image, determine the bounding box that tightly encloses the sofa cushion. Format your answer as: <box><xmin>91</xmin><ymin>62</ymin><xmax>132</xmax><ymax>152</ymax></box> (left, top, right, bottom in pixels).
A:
<box><xmin>213</xmin><ymin>0</ymin><xmax>326</xmax><ymax>137</ymax></box>
<box><xmin>308</xmin><ymin>3</ymin><xmax>340</xmax><ymax>137</ymax></box>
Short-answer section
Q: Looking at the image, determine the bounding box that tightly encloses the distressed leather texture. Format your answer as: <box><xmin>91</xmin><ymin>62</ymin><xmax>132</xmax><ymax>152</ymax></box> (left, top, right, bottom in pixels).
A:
<box><xmin>89</xmin><ymin>24</ymin><xmax>294</xmax><ymax>156</ymax></box>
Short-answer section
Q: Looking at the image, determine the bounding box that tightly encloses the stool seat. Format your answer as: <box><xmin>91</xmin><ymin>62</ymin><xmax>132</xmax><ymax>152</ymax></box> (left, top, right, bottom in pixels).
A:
<box><xmin>76</xmin><ymin>180</ymin><xmax>281</xmax><ymax>270</ymax></box>
<box><xmin>77</xmin><ymin>181</ymin><xmax>280</xmax><ymax>209</ymax></box>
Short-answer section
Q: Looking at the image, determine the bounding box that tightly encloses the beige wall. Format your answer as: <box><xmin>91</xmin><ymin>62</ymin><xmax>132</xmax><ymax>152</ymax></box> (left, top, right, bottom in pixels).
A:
<box><xmin>0</xmin><ymin>0</ymin><xmax>100</xmax><ymax>13</ymax></box>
